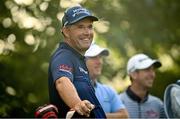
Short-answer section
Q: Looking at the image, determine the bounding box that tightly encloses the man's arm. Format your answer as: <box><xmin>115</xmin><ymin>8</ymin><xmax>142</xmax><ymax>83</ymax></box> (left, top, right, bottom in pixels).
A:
<box><xmin>55</xmin><ymin>76</ymin><xmax>94</xmax><ymax>117</ymax></box>
<box><xmin>104</xmin><ymin>86</ymin><xmax>129</xmax><ymax>118</ymax></box>
<box><xmin>106</xmin><ymin>109</ymin><xmax>129</xmax><ymax>119</ymax></box>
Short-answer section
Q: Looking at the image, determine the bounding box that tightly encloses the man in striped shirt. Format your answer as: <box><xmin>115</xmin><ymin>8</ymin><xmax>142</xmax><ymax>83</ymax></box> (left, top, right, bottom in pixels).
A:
<box><xmin>119</xmin><ymin>53</ymin><xmax>166</xmax><ymax>118</ymax></box>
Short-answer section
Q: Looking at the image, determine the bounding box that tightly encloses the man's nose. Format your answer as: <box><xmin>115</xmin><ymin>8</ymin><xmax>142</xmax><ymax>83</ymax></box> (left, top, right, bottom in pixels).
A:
<box><xmin>83</xmin><ymin>27</ymin><xmax>92</xmax><ymax>35</ymax></box>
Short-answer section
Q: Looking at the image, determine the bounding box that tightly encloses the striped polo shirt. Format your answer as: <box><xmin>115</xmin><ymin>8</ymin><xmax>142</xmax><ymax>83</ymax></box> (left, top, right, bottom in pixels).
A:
<box><xmin>119</xmin><ymin>86</ymin><xmax>166</xmax><ymax>118</ymax></box>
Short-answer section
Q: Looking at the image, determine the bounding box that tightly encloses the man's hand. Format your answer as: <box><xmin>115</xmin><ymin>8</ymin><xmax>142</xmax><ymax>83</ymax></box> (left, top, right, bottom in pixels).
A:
<box><xmin>72</xmin><ymin>100</ymin><xmax>95</xmax><ymax>117</ymax></box>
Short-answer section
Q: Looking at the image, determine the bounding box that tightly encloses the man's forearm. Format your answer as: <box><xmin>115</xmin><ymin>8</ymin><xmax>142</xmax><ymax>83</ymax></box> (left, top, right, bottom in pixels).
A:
<box><xmin>55</xmin><ymin>77</ymin><xmax>95</xmax><ymax>117</ymax></box>
<box><xmin>106</xmin><ymin>109</ymin><xmax>129</xmax><ymax>119</ymax></box>
<box><xmin>55</xmin><ymin>77</ymin><xmax>81</xmax><ymax>108</ymax></box>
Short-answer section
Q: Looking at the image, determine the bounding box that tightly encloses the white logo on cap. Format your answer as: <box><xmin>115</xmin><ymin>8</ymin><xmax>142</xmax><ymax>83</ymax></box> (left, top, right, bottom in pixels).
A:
<box><xmin>72</xmin><ymin>8</ymin><xmax>90</xmax><ymax>17</ymax></box>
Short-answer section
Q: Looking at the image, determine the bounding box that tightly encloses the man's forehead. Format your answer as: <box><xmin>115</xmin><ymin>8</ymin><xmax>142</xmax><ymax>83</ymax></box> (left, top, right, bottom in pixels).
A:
<box><xmin>88</xmin><ymin>55</ymin><xmax>102</xmax><ymax>58</ymax></box>
<box><xmin>73</xmin><ymin>18</ymin><xmax>93</xmax><ymax>25</ymax></box>
<box><xmin>137</xmin><ymin>65</ymin><xmax>155</xmax><ymax>72</ymax></box>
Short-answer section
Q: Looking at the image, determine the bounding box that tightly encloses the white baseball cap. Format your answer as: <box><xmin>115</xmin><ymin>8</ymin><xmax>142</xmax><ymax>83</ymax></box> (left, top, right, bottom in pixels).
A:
<box><xmin>85</xmin><ymin>44</ymin><xmax>109</xmax><ymax>57</ymax></box>
<box><xmin>127</xmin><ymin>53</ymin><xmax>162</xmax><ymax>74</ymax></box>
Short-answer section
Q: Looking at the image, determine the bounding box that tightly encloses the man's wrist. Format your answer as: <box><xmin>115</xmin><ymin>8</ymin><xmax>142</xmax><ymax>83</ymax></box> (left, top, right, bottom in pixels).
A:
<box><xmin>71</xmin><ymin>99</ymin><xmax>81</xmax><ymax>109</ymax></box>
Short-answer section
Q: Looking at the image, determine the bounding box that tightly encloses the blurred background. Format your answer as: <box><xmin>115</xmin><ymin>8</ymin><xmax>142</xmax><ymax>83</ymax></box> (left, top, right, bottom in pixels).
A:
<box><xmin>0</xmin><ymin>0</ymin><xmax>180</xmax><ymax>117</ymax></box>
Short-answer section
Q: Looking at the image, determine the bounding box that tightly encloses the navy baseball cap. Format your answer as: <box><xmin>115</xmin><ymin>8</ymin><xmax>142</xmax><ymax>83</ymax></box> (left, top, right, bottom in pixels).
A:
<box><xmin>62</xmin><ymin>6</ymin><xmax>98</xmax><ymax>26</ymax></box>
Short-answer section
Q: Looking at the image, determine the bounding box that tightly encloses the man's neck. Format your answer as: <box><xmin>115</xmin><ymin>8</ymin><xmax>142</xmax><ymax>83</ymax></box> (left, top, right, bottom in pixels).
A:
<box><xmin>64</xmin><ymin>40</ymin><xmax>85</xmax><ymax>55</ymax></box>
<box><xmin>130</xmin><ymin>84</ymin><xmax>148</xmax><ymax>99</ymax></box>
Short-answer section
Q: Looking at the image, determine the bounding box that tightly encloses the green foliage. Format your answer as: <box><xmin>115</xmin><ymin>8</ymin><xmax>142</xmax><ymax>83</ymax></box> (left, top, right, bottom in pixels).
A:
<box><xmin>0</xmin><ymin>0</ymin><xmax>180</xmax><ymax>117</ymax></box>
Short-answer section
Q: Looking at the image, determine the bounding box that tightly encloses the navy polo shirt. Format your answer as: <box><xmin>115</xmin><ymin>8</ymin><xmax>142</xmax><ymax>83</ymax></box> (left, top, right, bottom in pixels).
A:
<box><xmin>48</xmin><ymin>42</ymin><xmax>106</xmax><ymax>118</ymax></box>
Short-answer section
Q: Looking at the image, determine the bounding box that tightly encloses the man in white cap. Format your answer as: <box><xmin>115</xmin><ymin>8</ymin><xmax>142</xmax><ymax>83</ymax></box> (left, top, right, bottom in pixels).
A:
<box><xmin>119</xmin><ymin>53</ymin><xmax>166</xmax><ymax>118</ymax></box>
<box><xmin>85</xmin><ymin>43</ymin><xmax>129</xmax><ymax>118</ymax></box>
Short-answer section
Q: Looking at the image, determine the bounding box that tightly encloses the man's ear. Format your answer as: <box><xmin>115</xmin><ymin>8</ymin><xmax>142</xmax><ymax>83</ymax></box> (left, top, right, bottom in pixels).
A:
<box><xmin>61</xmin><ymin>27</ymin><xmax>69</xmax><ymax>38</ymax></box>
<box><xmin>130</xmin><ymin>72</ymin><xmax>137</xmax><ymax>80</ymax></box>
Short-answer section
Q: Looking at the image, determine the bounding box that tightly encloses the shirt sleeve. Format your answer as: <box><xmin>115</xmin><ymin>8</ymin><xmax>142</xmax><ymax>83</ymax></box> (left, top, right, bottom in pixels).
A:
<box><xmin>107</xmin><ymin>86</ymin><xmax>126</xmax><ymax>112</ymax></box>
<box><xmin>50</xmin><ymin>51</ymin><xmax>74</xmax><ymax>82</ymax></box>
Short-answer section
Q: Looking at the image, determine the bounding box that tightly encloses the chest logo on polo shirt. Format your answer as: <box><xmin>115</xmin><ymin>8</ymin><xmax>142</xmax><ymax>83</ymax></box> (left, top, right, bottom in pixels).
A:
<box><xmin>145</xmin><ymin>109</ymin><xmax>159</xmax><ymax>118</ymax></box>
<box><xmin>79</xmin><ymin>67</ymin><xmax>88</xmax><ymax>74</ymax></box>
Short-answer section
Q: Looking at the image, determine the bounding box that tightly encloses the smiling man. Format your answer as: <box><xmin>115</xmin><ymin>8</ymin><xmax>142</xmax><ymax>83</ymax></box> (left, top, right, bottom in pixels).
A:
<box><xmin>119</xmin><ymin>53</ymin><xmax>166</xmax><ymax>118</ymax></box>
<box><xmin>48</xmin><ymin>5</ymin><xmax>106</xmax><ymax>118</ymax></box>
<box><xmin>85</xmin><ymin>44</ymin><xmax>129</xmax><ymax>118</ymax></box>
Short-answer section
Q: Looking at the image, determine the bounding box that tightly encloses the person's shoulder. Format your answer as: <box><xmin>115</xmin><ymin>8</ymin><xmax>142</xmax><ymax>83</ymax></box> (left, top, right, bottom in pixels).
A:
<box><xmin>52</xmin><ymin>48</ymin><xmax>75</xmax><ymax>60</ymax></box>
<box><xmin>148</xmin><ymin>94</ymin><xmax>163</xmax><ymax>103</ymax></box>
<box><xmin>119</xmin><ymin>88</ymin><xmax>129</xmax><ymax>99</ymax></box>
<box><xmin>99</xmin><ymin>83</ymin><xmax>116</xmax><ymax>91</ymax></box>
<box><xmin>119</xmin><ymin>90</ymin><xmax>130</xmax><ymax>103</ymax></box>
<box><xmin>56</xmin><ymin>47</ymin><xmax>74</xmax><ymax>56</ymax></box>
<box><xmin>97</xmin><ymin>83</ymin><xmax>118</xmax><ymax>95</ymax></box>
<box><xmin>97</xmin><ymin>83</ymin><xmax>110</xmax><ymax>90</ymax></box>
<box><xmin>50</xmin><ymin>49</ymin><xmax>76</xmax><ymax>67</ymax></box>
<box><xmin>119</xmin><ymin>90</ymin><xmax>127</xmax><ymax>97</ymax></box>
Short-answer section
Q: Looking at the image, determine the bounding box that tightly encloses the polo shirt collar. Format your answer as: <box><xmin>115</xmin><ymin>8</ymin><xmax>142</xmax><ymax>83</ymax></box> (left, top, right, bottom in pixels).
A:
<box><xmin>91</xmin><ymin>80</ymin><xmax>98</xmax><ymax>87</ymax></box>
<box><xmin>126</xmin><ymin>86</ymin><xmax>149</xmax><ymax>103</ymax></box>
<box><xmin>59</xmin><ymin>42</ymin><xmax>85</xmax><ymax>60</ymax></box>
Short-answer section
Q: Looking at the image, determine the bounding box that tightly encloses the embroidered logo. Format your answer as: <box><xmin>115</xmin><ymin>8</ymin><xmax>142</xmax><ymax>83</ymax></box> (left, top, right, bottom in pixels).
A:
<box><xmin>79</xmin><ymin>67</ymin><xmax>88</xmax><ymax>74</ymax></box>
<box><xmin>58</xmin><ymin>64</ymin><xmax>72</xmax><ymax>74</ymax></box>
<box><xmin>145</xmin><ymin>109</ymin><xmax>159</xmax><ymax>118</ymax></box>
<box><xmin>72</xmin><ymin>8</ymin><xmax>90</xmax><ymax>17</ymax></box>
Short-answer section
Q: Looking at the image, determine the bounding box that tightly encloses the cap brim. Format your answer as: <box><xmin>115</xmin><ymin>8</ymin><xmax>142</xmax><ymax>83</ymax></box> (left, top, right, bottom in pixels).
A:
<box><xmin>137</xmin><ymin>60</ymin><xmax>161</xmax><ymax>70</ymax></box>
<box><xmin>69</xmin><ymin>15</ymin><xmax>98</xmax><ymax>25</ymax></box>
<box><xmin>99</xmin><ymin>49</ymin><xmax>109</xmax><ymax>56</ymax></box>
<box><xmin>153</xmin><ymin>60</ymin><xmax>162</xmax><ymax>68</ymax></box>
<box><xmin>85</xmin><ymin>49</ymin><xmax>109</xmax><ymax>57</ymax></box>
